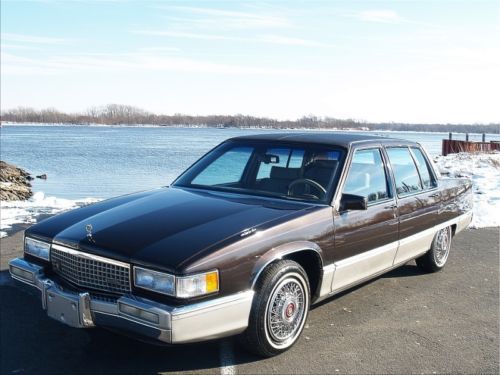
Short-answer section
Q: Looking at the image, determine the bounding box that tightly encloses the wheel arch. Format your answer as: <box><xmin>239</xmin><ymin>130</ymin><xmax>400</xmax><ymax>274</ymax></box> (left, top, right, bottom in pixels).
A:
<box><xmin>250</xmin><ymin>241</ymin><xmax>325</xmax><ymax>301</ymax></box>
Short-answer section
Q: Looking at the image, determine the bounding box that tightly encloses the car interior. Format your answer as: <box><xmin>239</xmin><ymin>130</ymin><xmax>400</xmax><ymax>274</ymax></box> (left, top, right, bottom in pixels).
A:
<box><xmin>254</xmin><ymin>153</ymin><xmax>340</xmax><ymax>200</ymax></box>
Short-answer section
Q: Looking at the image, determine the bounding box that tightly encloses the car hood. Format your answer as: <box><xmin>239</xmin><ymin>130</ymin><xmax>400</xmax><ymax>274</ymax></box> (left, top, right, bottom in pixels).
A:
<box><xmin>28</xmin><ymin>187</ymin><xmax>315</xmax><ymax>272</ymax></box>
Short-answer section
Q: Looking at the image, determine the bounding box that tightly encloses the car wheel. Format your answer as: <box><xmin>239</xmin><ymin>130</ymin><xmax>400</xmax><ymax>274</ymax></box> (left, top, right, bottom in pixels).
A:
<box><xmin>416</xmin><ymin>226</ymin><xmax>452</xmax><ymax>272</ymax></box>
<box><xmin>240</xmin><ymin>259</ymin><xmax>310</xmax><ymax>357</ymax></box>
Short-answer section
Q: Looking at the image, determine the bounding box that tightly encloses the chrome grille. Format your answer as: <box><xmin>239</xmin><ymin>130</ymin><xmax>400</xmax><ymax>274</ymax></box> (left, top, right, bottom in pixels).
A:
<box><xmin>50</xmin><ymin>244</ymin><xmax>131</xmax><ymax>294</ymax></box>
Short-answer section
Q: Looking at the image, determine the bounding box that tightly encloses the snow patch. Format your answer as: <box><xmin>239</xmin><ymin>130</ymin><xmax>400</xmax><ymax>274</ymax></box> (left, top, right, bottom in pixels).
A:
<box><xmin>434</xmin><ymin>152</ymin><xmax>500</xmax><ymax>228</ymax></box>
<box><xmin>0</xmin><ymin>192</ymin><xmax>100</xmax><ymax>236</ymax></box>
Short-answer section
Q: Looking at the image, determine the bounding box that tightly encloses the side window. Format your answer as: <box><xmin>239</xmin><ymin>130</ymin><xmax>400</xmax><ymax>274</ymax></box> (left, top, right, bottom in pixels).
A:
<box><xmin>343</xmin><ymin>149</ymin><xmax>390</xmax><ymax>203</ymax></box>
<box><xmin>386</xmin><ymin>147</ymin><xmax>422</xmax><ymax>196</ymax></box>
<box><xmin>192</xmin><ymin>146</ymin><xmax>253</xmax><ymax>186</ymax></box>
<box><xmin>411</xmin><ymin>147</ymin><xmax>437</xmax><ymax>189</ymax></box>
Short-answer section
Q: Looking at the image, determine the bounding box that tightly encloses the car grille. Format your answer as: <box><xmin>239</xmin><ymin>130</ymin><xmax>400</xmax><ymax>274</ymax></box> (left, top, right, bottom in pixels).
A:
<box><xmin>50</xmin><ymin>244</ymin><xmax>131</xmax><ymax>294</ymax></box>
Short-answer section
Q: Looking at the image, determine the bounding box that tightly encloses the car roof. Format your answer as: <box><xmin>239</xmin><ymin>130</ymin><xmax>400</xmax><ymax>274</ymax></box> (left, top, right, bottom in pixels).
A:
<box><xmin>228</xmin><ymin>132</ymin><xmax>419</xmax><ymax>148</ymax></box>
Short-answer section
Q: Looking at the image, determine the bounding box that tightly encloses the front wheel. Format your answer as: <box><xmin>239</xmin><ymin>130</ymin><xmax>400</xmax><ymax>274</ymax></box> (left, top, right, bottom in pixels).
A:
<box><xmin>240</xmin><ymin>260</ymin><xmax>310</xmax><ymax>357</ymax></box>
<box><xmin>416</xmin><ymin>226</ymin><xmax>452</xmax><ymax>272</ymax></box>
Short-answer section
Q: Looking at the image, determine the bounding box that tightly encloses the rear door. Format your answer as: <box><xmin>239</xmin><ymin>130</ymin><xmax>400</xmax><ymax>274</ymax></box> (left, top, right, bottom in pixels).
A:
<box><xmin>332</xmin><ymin>146</ymin><xmax>399</xmax><ymax>292</ymax></box>
<box><xmin>385</xmin><ymin>146</ymin><xmax>440</xmax><ymax>264</ymax></box>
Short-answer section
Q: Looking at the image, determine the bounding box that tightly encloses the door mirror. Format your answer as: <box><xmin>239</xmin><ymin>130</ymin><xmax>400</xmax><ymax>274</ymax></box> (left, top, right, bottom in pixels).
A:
<box><xmin>340</xmin><ymin>193</ymin><xmax>367</xmax><ymax>211</ymax></box>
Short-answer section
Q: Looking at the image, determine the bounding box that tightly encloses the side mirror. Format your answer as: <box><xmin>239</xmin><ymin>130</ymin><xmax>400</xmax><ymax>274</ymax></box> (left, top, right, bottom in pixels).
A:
<box><xmin>340</xmin><ymin>193</ymin><xmax>367</xmax><ymax>211</ymax></box>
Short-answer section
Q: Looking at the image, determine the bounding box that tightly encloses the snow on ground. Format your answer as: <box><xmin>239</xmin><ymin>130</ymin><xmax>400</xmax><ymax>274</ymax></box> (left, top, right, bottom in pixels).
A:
<box><xmin>0</xmin><ymin>192</ymin><xmax>100</xmax><ymax>238</ymax></box>
<box><xmin>434</xmin><ymin>152</ymin><xmax>500</xmax><ymax>228</ymax></box>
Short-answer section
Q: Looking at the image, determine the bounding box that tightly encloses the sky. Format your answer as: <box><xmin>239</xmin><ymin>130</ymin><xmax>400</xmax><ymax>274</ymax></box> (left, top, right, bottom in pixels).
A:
<box><xmin>1</xmin><ymin>0</ymin><xmax>499</xmax><ymax>124</ymax></box>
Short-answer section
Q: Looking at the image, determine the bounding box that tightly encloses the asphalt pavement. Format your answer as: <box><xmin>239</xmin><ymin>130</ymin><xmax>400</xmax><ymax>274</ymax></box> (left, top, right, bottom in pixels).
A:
<box><xmin>1</xmin><ymin>227</ymin><xmax>498</xmax><ymax>374</ymax></box>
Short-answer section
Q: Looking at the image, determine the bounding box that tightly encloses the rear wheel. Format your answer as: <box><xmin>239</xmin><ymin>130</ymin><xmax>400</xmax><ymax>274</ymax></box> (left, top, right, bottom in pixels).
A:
<box><xmin>240</xmin><ymin>260</ymin><xmax>310</xmax><ymax>357</ymax></box>
<box><xmin>416</xmin><ymin>226</ymin><xmax>452</xmax><ymax>272</ymax></box>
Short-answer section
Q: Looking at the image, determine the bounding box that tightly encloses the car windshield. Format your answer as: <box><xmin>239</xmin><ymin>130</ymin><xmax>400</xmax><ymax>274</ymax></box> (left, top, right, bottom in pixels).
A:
<box><xmin>173</xmin><ymin>140</ymin><xmax>345</xmax><ymax>203</ymax></box>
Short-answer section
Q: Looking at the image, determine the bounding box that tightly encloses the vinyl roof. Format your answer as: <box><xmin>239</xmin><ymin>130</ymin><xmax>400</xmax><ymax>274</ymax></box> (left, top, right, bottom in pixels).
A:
<box><xmin>229</xmin><ymin>132</ymin><xmax>419</xmax><ymax>148</ymax></box>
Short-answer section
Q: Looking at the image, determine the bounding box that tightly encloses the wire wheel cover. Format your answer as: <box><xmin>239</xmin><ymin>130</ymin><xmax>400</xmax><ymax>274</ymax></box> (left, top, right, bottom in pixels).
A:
<box><xmin>267</xmin><ymin>277</ymin><xmax>306</xmax><ymax>343</ymax></box>
<box><xmin>434</xmin><ymin>227</ymin><xmax>451</xmax><ymax>266</ymax></box>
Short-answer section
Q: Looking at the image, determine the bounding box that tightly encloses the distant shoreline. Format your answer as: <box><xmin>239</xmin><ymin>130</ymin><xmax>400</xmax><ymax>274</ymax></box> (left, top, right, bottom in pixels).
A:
<box><xmin>2</xmin><ymin>104</ymin><xmax>498</xmax><ymax>134</ymax></box>
<box><xmin>2</xmin><ymin>122</ymin><xmax>500</xmax><ymax>136</ymax></box>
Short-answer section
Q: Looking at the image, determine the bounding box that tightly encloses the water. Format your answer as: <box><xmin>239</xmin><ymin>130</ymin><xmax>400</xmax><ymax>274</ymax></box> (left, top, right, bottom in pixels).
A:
<box><xmin>1</xmin><ymin>125</ymin><xmax>498</xmax><ymax>200</ymax></box>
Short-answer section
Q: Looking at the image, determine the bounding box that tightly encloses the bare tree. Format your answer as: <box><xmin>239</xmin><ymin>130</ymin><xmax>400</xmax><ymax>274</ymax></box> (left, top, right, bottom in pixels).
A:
<box><xmin>1</xmin><ymin>105</ymin><xmax>498</xmax><ymax>134</ymax></box>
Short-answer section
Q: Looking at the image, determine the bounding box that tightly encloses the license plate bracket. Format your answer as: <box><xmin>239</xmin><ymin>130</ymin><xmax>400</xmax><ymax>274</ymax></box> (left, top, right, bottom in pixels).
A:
<box><xmin>46</xmin><ymin>289</ymin><xmax>82</xmax><ymax>327</ymax></box>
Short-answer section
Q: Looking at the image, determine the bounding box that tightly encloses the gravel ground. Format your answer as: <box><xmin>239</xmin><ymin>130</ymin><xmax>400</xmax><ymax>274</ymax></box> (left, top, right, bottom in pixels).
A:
<box><xmin>0</xmin><ymin>227</ymin><xmax>498</xmax><ymax>374</ymax></box>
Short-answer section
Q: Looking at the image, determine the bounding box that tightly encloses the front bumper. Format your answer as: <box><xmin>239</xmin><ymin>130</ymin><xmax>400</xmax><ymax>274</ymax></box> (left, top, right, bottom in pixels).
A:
<box><xmin>8</xmin><ymin>258</ymin><xmax>254</xmax><ymax>344</ymax></box>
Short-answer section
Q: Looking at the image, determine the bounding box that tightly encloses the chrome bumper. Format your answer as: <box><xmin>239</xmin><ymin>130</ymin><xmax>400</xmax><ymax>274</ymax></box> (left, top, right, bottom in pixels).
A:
<box><xmin>8</xmin><ymin>258</ymin><xmax>254</xmax><ymax>344</ymax></box>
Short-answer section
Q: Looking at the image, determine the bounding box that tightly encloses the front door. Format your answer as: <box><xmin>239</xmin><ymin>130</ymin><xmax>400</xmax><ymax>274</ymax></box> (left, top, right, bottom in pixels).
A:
<box><xmin>331</xmin><ymin>147</ymin><xmax>399</xmax><ymax>293</ymax></box>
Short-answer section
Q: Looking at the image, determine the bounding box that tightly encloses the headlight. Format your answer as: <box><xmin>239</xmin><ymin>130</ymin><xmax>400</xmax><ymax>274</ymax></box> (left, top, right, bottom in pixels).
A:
<box><xmin>134</xmin><ymin>267</ymin><xmax>175</xmax><ymax>296</ymax></box>
<box><xmin>133</xmin><ymin>267</ymin><xmax>219</xmax><ymax>298</ymax></box>
<box><xmin>24</xmin><ymin>237</ymin><xmax>51</xmax><ymax>261</ymax></box>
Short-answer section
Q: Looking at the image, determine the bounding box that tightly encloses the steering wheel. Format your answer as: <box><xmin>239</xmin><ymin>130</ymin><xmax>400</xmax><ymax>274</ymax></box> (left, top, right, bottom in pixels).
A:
<box><xmin>288</xmin><ymin>178</ymin><xmax>326</xmax><ymax>199</ymax></box>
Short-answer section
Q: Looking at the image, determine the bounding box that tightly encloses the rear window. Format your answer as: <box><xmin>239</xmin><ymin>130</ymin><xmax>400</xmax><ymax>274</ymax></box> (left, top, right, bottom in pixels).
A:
<box><xmin>386</xmin><ymin>147</ymin><xmax>422</xmax><ymax>196</ymax></box>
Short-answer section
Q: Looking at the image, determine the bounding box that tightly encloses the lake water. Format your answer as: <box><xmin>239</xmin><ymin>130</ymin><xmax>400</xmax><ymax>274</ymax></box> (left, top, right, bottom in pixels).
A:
<box><xmin>1</xmin><ymin>125</ymin><xmax>498</xmax><ymax>200</ymax></box>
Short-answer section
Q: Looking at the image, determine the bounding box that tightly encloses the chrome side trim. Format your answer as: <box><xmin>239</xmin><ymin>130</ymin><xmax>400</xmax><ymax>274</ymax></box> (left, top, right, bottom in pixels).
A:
<box><xmin>455</xmin><ymin>211</ymin><xmax>473</xmax><ymax>234</ymax></box>
<box><xmin>51</xmin><ymin>244</ymin><xmax>130</xmax><ymax>268</ymax></box>
<box><xmin>321</xmin><ymin>211</ymin><xmax>472</xmax><ymax>298</ymax></box>
<box><xmin>331</xmin><ymin>241</ymin><xmax>398</xmax><ymax>293</ymax></box>
<box><xmin>318</xmin><ymin>264</ymin><xmax>336</xmax><ymax>298</ymax></box>
<box><xmin>393</xmin><ymin>226</ymin><xmax>435</xmax><ymax>265</ymax></box>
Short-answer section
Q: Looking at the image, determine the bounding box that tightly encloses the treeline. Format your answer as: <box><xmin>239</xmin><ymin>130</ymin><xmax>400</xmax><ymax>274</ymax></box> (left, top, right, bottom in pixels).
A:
<box><xmin>1</xmin><ymin>104</ymin><xmax>499</xmax><ymax>134</ymax></box>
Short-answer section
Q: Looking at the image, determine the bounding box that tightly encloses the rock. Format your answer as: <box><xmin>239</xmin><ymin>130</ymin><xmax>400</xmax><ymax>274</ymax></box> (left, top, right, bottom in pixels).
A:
<box><xmin>0</xmin><ymin>161</ymin><xmax>33</xmax><ymax>201</ymax></box>
<box><xmin>36</xmin><ymin>174</ymin><xmax>47</xmax><ymax>180</ymax></box>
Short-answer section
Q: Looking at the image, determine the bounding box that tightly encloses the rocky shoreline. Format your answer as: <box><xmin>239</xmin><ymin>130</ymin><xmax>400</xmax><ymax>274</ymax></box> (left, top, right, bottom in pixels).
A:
<box><xmin>0</xmin><ymin>161</ymin><xmax>33</xmax><ymax>201</ymax></box>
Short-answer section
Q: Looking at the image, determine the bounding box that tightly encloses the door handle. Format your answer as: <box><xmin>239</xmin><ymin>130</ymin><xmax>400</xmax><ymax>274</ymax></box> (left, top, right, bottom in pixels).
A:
<box><xmin>384</xmin><ymin>204</ymin><xmax>397</xmax><ymax>209</ymax></box>
<box><xmin>429</xmin><ymin>193</ymin><xmax>440</xmax><ymax>198</ymax></box>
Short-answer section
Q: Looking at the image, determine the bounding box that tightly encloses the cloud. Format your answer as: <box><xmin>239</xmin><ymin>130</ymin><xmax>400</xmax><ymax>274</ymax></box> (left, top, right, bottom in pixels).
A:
<box><xmin>137</xmin><ymin>46</ymin><xmax>181</xmax><ymax>53</ymax></box>
<box><xmin>1</xmin><ymin>50</ymin><xmax>315</xmax><ymax>77</ymax></box>
<box><xmin>132</xmin><ymin>30</ymin><xmax>331</xmax><ymax>48</ymax></box>
<box><xmin>1</xmin><ymin>33</ymin><xmax>66</xmax><ymax>44</ymax></box>
<box><xmin>1</xmin><ymin>43</ymin><xmax>42</xmax><ymax>50</ymax></box>
<box><xmin>258</xmin><ymin>35</ymin><xmax>331</xmax><ymax>47</ymax></box>
<box><xmin>355</xmin><ymin>10</ymin><xmax>402</xmax><ymax>23</ymax></box>
<box><xmin>157</xmin><ymin>5</ymin><xmax>290</xmax><ymax>29</ymax></box>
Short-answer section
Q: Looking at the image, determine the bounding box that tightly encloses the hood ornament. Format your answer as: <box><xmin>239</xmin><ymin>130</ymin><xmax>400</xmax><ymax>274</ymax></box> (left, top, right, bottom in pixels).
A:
<box><xmin>86</xmin><ymin>224</ymin><xmax>95</xmax><ymax>242</ymax></box>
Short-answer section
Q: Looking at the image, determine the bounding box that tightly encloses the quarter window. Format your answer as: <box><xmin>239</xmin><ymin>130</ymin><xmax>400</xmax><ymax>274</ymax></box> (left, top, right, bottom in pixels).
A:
<box><xmin>343</xmin><ymin>149</ymin><xmax>390</xmax><ymax>203</ymax></box>
<box><xmin>410</xmin><ymin>147</ymin><xmax>437</xmax><ymax>189</ymax></box>
<box><xmin>386</xmin><ymin>147</ymin><xmax>422</xmax><ymax>196</ymax></box>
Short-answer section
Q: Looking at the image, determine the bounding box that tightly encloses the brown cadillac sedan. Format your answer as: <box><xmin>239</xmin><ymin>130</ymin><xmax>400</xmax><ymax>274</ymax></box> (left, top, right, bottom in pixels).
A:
<box><xmin>9</xmin><ymin>133</ymin><xmax>473</xmax><ymax>357</ymax></box>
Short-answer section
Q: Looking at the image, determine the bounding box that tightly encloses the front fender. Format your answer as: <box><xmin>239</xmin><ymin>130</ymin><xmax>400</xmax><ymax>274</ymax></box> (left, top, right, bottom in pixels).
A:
<box><xmin>249</xmin><ymin>241</ymin><xmax>324</xmax><ymax>289</ymax></box>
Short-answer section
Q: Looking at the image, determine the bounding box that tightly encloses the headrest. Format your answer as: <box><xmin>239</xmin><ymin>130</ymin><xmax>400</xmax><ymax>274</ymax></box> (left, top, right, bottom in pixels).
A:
<box><xmin>270</xmin><ymin>166</ymin><xmax>300</xmax><ymax>180</ymax></box>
